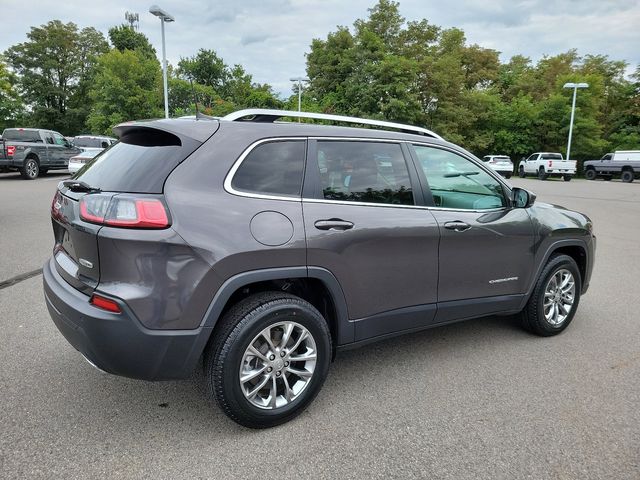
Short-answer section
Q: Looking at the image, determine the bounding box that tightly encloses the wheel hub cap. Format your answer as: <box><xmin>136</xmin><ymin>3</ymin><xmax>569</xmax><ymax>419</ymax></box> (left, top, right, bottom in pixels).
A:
<box><xmin>543</xmin><ymin>268</ymin><xmax>576</xmax><ymax>326</ymax></box>
<box><xmin>239</xmin><ymin>321</ymin><xmax>317</xmax><ymax>410</ymax></box>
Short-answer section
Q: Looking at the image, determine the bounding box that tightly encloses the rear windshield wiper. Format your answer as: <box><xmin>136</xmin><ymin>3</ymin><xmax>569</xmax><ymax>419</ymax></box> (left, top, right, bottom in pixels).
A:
<box><xmin>62</xmin><ymin>180</ymin><xmax>102</xmax><ymax>193</ymax></box>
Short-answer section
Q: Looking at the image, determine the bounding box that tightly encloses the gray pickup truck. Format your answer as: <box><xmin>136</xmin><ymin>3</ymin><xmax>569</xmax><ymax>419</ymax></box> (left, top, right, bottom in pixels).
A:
<box><xmin>0</xmin><ymin>128</ymin><xmax>81</xmax><ymax>179</ymax></box>
<box><xmin>584</xmin><ymin>151</ymin><xmax>640</xmax><ymax>182</ymax></box>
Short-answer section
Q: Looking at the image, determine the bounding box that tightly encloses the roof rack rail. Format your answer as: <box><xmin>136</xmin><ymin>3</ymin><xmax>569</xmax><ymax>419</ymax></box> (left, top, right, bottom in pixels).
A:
<box><xmin>221</xmin><ymin>109</ymin><xmax>443</xmax><ymax>140</ymax></box>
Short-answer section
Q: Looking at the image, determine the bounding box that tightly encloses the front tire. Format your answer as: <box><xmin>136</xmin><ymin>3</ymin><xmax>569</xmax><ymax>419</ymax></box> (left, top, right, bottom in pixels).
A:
<box><xmin>205</xmin><ymin>292</ymin><xmax>332</xmax><ymax>428</ymax></box>
<box><xmin>584</xmin><ymin>168</ymin><xmax>597</xmax><ymax>180</ymax></box>
<box><xmin>520</xmin><ymin>254</ymin><xmax>581</xmax><ymax>336</ymax></box>
<box><xmin>20</xmin><ymin>158</ymin><xmax>39</xmax><ymax>180</ymax></box>
<box><xmin>504</xmin><ymin>172</ymin><xmax>512</xmax><ymax>179</ymax></box>
<box><xmin>518</xmin><ymin>166</ymin><xmax>526</xmax><ymax>178</ymax></box>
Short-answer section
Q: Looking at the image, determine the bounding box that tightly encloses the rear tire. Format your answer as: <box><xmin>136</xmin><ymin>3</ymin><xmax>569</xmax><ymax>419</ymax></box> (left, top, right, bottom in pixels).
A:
<box><xmin>563</xmin><ymin>175</ymin><xmax>572</xmax><ymax>182</ymax></box>
<box><xmin>519</xmin><ymin>166</ymin><xmax>526</xmax><ymax>178</ymax></box>
<box><xmin>584</xmin><ymin>168</ymin><xmax>597</xmax><ymax>181</ymax></box>
<box><xmin>204</xmin><ymin>292</ymin><xmax>332</xmax><ymax>429</ymax></box>
<box><xmin>538</xmin><ymin>167</ymin><xmax>548</xmax><ymax>180</ymax></box>
<box><xmin>520</xmin><ymin>254</ymin><xmax>581</xmax><ymax>336</ymax></box>
<box><xmin>504</xmin><ymin>172</ymin><xmax>512</xmax><ymax>179</ymax></box>
<box><xmin>20</xmin><ymin>158</ymin><xmax>39</xmax><ymax>180</ymax></box>
<box><xmin>621</xmin><ymin>169</ymin><xmax>634</xmax><ymax>183</ymax></box>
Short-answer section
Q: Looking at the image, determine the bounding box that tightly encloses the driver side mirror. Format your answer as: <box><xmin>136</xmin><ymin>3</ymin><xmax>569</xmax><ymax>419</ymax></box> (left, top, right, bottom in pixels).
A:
<box><xmin>511</xmin><ymin>187</ymin><xmax>536</xmax><ymax>208</ymax></box>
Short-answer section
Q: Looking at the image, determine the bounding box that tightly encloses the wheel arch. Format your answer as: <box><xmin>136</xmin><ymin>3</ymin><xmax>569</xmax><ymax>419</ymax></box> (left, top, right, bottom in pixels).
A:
<box><xmin>522</xmin><ymin>239</ymin><xmax>589</xmax><ymax>308</ymax></box>
<box><xmin>200</xmin><ymin>266</ymin><xmax>353</xmax><ymax>354</ymax></box>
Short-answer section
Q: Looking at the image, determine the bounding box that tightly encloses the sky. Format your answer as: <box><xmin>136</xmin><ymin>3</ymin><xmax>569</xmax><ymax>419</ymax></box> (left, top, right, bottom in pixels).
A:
<box><xmin>2</xmin><ymin>0</ymin><xmax>639</xmax><ymax>96</ymax></box>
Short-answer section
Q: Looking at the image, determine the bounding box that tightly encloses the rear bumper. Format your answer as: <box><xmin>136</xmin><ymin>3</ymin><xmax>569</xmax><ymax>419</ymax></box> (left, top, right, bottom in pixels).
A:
<box><xmin>43</xmin><ymin>257</ymin><xmax>212</xmax><ymax>380</ymax></box>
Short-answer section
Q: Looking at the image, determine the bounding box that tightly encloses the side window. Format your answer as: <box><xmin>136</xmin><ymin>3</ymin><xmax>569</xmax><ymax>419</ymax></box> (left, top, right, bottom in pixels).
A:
<box><xmin>45</xmin><ymin>135</ymin><xmax>55</xmax><ymax>145</ymax></box>
<box><xmin>53</xmin><ymin>133</ymin><xmax>65</xmax><ymax>146</ymax></box>
<box><xmin>231</xmin><ymin>140</ymin><xmax>305</xmax><ymax>197</ymax></box>
<box><xmin>413</xmin><ymin>145</ymin><xmax>506</xmax><ymax>210</ymax></box>
<box><xmin>315</xmin><ymin>141</ymin><xmax>414</xmax><ymax>205</ymax></box>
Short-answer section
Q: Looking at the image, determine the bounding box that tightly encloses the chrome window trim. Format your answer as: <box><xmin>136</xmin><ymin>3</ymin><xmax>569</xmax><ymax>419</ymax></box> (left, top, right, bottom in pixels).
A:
<box><xmin>224</xmin><ymin>136</ymin><xmax>511</xmax><ymax>213</ymax></box>
<box><xmin>224</xmin><ymin>137</ymin><xmax>306</xmax><ymax>202</ymax></box>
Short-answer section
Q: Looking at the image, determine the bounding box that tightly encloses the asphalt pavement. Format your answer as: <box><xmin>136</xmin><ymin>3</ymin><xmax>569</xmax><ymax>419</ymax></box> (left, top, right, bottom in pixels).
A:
<box><xmin>0</xmin><ymin>172</ymin><xmax>638</xmax><ymax>479</ymax></box>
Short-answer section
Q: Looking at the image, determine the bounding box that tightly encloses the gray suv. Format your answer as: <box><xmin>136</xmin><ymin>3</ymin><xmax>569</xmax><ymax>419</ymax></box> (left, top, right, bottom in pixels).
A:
<box><xmin>43</xmin><ymin>109</ymin><xmax>596</xmax><ymax>428</ymax></box>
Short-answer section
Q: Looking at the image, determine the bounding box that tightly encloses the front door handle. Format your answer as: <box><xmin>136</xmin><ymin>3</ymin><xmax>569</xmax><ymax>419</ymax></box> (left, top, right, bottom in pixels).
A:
<box><xmin>314</xmin><ymin>219</ymin><xmax>354</xmax><ymax>231</ymax></box>
<box><xmin>444</xmin><ymin>221</ymin><xmax>471</xmax><ymax>232</ymax></box>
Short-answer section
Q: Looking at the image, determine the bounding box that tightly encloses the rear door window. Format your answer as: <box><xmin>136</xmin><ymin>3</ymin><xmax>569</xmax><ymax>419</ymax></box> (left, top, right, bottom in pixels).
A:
<box><xmin>314</xmin><ymin>141</ymin><xmax>414</xmax><ymax>205</ymax></box>
<box><xmin>231</xmin><ymin>140</ymin><xmax>306</xmax><ymax>197</ymax></box>
<box><xmin>2</xmin><ymin>129</ymin><xmax>43</xmax><ymax>142</ymax></box>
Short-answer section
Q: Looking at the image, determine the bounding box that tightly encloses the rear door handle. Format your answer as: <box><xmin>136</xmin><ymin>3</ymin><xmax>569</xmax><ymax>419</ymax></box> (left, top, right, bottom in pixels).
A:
<box><xmin>314</xmin><ymin>219</ymin><xmax>354</xmax><ymax>231</ymax></box>
<box><xmin>444</xmin><ymin>221</ymin><xmax>471</xmax><ymax>232</ymax></box>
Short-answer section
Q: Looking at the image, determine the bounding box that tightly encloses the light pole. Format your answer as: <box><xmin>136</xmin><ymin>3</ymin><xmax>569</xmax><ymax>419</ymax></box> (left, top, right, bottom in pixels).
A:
<box><xmin>563</xmin><ymin>82</ymin><xmax>588</xmax><ymax>162</ymax></box>
<box><xmin>426</xmin><ymin>97</ymin><xmax>438</xmax><ymax>130</ymax></box>
<box><xmin>289</xmin><ymin>77</ymin><xmax>309</xmax><ymax>115</ymax></box>
<box><xmin>150</xmin><ymin>5</ymin><xmax>175</xmax><ymax>119</ymax></box>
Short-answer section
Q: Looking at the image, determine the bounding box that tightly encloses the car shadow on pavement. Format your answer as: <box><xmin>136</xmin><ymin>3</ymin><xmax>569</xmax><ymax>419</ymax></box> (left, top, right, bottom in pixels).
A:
<box><xmin>51</xmin><ymin>314</ymin><xmax>528</xmax><ymax>435</ymax></box>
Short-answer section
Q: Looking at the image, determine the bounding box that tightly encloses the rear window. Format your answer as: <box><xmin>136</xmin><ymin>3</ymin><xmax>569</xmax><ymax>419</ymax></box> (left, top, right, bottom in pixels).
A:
<box><xmin>231</xmin><ymin>140</ymin><xmax>306</xmax><ymax>197</ymax></box>
<box><xmin>74</xmin><ymin>130</ymin><xmax>200</xmax><ymax>193</ymax></box>
<box><xmin>2</xmin><ymin>129</ymin><xmax>43</xmax><ymax>142</ymax></box>
<box><xmin>541</xmin><ymin>154</ymin><xmax>562</xmax><ymax>160</ymax></box>
<box><xmin>74</xmin><ymin>137</ymin><xmax>102</xmax><ymax>148</ymax></box>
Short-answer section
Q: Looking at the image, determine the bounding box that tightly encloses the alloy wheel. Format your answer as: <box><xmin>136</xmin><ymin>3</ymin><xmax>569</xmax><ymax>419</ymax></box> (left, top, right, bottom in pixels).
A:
<box><xmin>543</xmin><ymin>268</ymin><xmax>576</xmax><ymax>326</ymax></box>
<box><xmin>239</xmin><ymin>321</ymin><xmax>317</xmax><ymax>410</ymax></box>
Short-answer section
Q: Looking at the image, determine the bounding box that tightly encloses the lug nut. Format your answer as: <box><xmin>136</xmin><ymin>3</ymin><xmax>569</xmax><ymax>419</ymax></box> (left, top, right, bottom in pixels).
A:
<box><xmin>267</xmin><ymin>367</ymin><xmax>273</xmax><ymax>372</ymax></box>
<box><xmin>269</xmin><ymin>354</ymin><xmax>275</xmax><ymax>360</ymax></box>
<box><xmin>276</xmin><ymin>371</ymin><xmax>281</xmax><ymax>377</ymax></box>
<box><xmin>280</xmin><ymin>351</ymin><xmax>286</xmax><ymax>357</ymax></box>
<box><xmin>284</xmin><ymin>361</ymin><xmax>289</xmax><ymax>367</ymax></box>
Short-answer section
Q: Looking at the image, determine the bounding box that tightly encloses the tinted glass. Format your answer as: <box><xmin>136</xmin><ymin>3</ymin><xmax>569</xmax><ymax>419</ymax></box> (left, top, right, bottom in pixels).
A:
<box><xmin>541</xmin><ymin>154</ymin><xmax>562</xmax><ymax>160</ymax></box>
<box><xmin>74</xmin><ymin>137</ymin><xmax>101</xmax><ymax>148</ymax></box>
<box><xmin>75</xmin><ymin>139</ymin><xmax>198</xmax><ymax>193</ymax></box>
<box><xmin>315</xmin><ymin>141</ymin><xmax>414</xmax><ymax>205</ymax></box>
<box><xmin>232</xmin><ymin>140</ymin><xmax>305</xmax><ymax>196</ymax></box>
<box><xmin>414</xmin><ymin>146</ymin><xmax>506</xmax><ymax>210</ymax></box>
<box><xmin>2</xmin><ymin>129</ymin><xmax>42</xmax><ymax>142</ymax></box>
<box><xmin>53</xmin><ymin>133</ymin><xmax>65</xmax><ymax>145</ymax></box>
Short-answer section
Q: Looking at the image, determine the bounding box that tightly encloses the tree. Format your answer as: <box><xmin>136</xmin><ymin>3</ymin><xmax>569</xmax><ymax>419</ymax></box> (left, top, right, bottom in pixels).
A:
<box><xmin>87</xmin><ymin>49</ymin><xmax>162</xmax><ymax>134</ymax></box>
<box><xmin>108</xmin><ymin>25</ymin><xmax>157</xmax><ymax>59</ymax></box>
<box><xmin>0</xmin><ymin>58</ymin><xmax>23</xmax><ymax>130</ymax></box>
<box><xmin>4</xmin><ymin>20</ymin><xmax>108</xmax><ymax>134</ymax></box>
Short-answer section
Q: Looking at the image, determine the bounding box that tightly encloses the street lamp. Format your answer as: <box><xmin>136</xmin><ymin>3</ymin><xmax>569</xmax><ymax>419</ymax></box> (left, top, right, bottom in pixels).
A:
<box><xmin>426</xmin><ymin>97</ymin><xmax>438</xmax><ymax>130</ymax></box>
<box><xmin>563</xmin><ymin>82</ymin><xmax>588</xmax><ymax>162</ymax></box>
<box><xmin>150</xmin><ymin>5</ymin><xmax>175</xmax><ymax>119</ymax></box>
<box><xmin>289</xmin><ymin>77</ymin><xmax>310</xmax><ymax>114</ymax></box>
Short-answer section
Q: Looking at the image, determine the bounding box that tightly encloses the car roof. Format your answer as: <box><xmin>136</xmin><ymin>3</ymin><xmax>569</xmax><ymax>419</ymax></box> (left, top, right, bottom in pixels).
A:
<box><xmin>114</xmin><ymin>117</ymin><xmax>455</xmax><ymax>148</ymax></box>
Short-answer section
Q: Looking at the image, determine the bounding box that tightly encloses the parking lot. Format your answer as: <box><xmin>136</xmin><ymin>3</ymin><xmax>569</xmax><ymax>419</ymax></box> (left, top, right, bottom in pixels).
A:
<box><xmin>0</xmin><ymin>171</ymin><xmax>638</xmax><ymax>479</ymax></box>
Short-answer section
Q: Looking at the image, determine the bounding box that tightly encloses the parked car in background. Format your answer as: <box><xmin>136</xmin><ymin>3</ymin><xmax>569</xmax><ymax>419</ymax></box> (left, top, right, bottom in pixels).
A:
<box><xmin>73</xmin><ymin>135</ymin><xmax>117</xmax><ymax>150</ymax></box>
<box><xmin>584</xmin><ymin>151</ymin><xmax>640</xmax><ymax>182</ymax></box>
<box><xmin>518</xmin><ymin>152</ymin><xmax>576</xmax><ymax>181</ymax></box>
<box><xmin>68</xmin><ymin>149</ymin><xmax>102</xmax><ymax>175</ymax></box>
<box><xmin>44</xmin><ymin>109</ymin><xmax>595</xmax><ymax>428</ymax></box>
<box><xmin>0</xmin><ymin>128</ymin><xmax>81</xmax><ymax>179</ymax></box>
<box><xmin>482</xmin><ymin>155</ymin><xmax>514</xmax><ymax>178</ymax></box>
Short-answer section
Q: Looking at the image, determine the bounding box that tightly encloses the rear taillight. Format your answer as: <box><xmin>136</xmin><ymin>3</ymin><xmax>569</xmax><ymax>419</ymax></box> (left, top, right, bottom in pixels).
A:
<box><xmin>90</xmin><ymin>294</ymin><xmax>122</xmax><ymax>313</ymax></box>
<box><xmin>79</xmin><ymin>194</ymin><xmax>170</xmax><ymax>229</ymax></box>
<box><xmin>6</xmin><ymin>145</ymin><xmax>15</xmax><ymax>157</ymax></box>
<box><xmin>548</xmin><ymin>160</ymin><xmax>553</xmax><ymax>168</ymax></box>
<box><xmin>51</xmin><ymin>190</ymin><xmax>63</xmax><ymax>220</ymax></box>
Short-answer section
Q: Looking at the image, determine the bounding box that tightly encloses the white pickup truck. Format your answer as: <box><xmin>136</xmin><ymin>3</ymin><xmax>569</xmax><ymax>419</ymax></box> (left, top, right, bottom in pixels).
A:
<box><xmin>518</xmin><ymin>152</ymin><xmax>576</xmax><ymax>181</ymax></box>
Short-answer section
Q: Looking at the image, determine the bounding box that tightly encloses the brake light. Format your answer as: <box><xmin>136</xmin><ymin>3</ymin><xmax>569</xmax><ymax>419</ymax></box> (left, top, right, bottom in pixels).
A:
<box><xmin>79</xmin><ymin>194</ymin><xmax>170</xmax><ymax>229</ymax></box>
<box><xmin>90</xmin><ymin>294</ymin><xmax>122</xmax><ymax>313</ymax></box>
<box><xmin>51</xmin><ymin>190</ymin><xmax>63</xmax><ymax>220</ymax></box>
<box><xmin>548</xmin><ymin>160</ymin><xmax>553</xmax><ymax>168</ymax></box>
<box><xmin>6</xmin><ymin>145</ymin><xmax>15</xmax><ymax>156</ymax></box>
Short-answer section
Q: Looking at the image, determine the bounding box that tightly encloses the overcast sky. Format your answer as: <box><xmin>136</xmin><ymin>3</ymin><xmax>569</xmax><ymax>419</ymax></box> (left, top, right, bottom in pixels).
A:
<box><xmin>2</xmin><ymin>0</ymin><xmax>639</xmax><ymax>96</ymax></box>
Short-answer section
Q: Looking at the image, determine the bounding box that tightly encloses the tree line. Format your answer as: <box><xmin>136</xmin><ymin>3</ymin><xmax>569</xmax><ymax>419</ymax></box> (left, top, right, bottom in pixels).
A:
<box><xmin>1</xmin><ymin>0</ymin><xmax>638</xmax><ymax>163</ymax></box>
